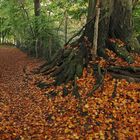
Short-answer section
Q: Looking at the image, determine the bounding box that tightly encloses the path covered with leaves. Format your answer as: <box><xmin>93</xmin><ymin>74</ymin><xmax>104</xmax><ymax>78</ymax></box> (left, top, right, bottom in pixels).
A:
<box><xmin>0</xmin><ymin>46</ymin><xmax>139</xmax><ymax>139</ymax></box>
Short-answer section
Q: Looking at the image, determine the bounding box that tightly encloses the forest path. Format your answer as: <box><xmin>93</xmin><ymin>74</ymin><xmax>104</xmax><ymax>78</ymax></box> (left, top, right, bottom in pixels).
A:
<box><xmin>0</xmin><ymin>47</ymin><xmax>48</xmax><ymax>139</ymax></box>
<box><xmin>0</xmin><ymin>47</ymin><xmax>27</xmax><ymax>90</ymax></box>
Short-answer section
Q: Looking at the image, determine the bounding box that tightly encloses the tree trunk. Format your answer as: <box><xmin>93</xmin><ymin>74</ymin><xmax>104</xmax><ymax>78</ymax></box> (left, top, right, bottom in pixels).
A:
<box><xmin>98</xmin><ymin>0</ymin><xmax>113</xmax><ymax>49</ymax></box>
<box><xmin>84</xmin><ymin>0</ymin><xmax>96</xmax><ymax>42</ymax></box>
<box><xmin>34</xmin><ymin>0</ymin><xmax>41</xmax><ymax>58</ymax></box>
<box><xmin>34</xmin><ymin>0</ymin><xmax>40</xmax><ymax>17</ymax></box>
<box><xmin>64</xmin><ymin>9</ymin><xmax>68</xmax><ymax>44</ymax></box>
<box><xmin>109</xmin><ymin>0</ymin><xmax>133</xmax><ymax>42</ymax></box>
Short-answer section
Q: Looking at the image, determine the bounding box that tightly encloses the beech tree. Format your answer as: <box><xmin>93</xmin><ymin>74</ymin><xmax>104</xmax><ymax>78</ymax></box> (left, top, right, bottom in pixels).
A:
<box><xmin>36</xmin><ymin>0</ymin><xmax>140</xmax><ymax>95</ymax></box>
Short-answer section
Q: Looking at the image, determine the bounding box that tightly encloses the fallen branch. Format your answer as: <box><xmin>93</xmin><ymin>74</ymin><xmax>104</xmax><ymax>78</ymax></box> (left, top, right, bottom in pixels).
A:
<box><xmin>64</xmin><ymin>17</ymin><xmax>95</xmax><ymax>46</ymax></box>
<box><xmin>112</xmin><ymin>79</ymin><xmax>118</xmax><ymax>98</ymax></box>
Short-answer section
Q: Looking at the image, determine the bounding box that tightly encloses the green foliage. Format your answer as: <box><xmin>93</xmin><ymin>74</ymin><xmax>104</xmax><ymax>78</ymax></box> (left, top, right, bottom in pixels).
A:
<box><xmin>0</xmin><ymin>0</ymin><xmax>88</xmax><ymax>58</ymax></box>
<box><xmin>133</xmin><ymin>3</ymin><xmax>140</xmax><ymax>36</ymax></box>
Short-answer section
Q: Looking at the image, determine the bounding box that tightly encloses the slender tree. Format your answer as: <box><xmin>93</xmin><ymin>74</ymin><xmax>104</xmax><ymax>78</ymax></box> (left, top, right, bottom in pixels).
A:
<box><xmin>34</xmin><ymin>0</ymin><xmax>41</xmax><ymax>58</ymax></box>
<box><xmin>64</xmin><ymin>9</ymin><xmax>68</xmax><ymax>44</ymax></box>
<box><xmin>34</xmin><ymin>0</ymin><xmax>40</xmax><ymax>17</ymax></box>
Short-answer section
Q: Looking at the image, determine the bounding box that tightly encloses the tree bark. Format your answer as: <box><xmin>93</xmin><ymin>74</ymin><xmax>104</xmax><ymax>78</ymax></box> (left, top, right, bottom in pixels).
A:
<box><xmin>98</xmin><ymin>0</ymin><xmax>113</xmax><ymax>48</ymax></box>
<box><xmin>109</xmin><ymin>0</ymin><xmax>133</xmax><ymax>42</ymax></box>
<box><xmin>84</xmin><ymin>0</ymin><xmax>96</xmax><ymax>42</ymax></box>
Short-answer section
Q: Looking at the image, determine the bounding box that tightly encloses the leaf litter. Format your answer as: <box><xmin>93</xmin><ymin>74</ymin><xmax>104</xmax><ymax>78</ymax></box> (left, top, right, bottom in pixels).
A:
<box><xmin>0</xmin><ymin>47</ymin><xmax>139</xmax><ymax>139</ymax></box>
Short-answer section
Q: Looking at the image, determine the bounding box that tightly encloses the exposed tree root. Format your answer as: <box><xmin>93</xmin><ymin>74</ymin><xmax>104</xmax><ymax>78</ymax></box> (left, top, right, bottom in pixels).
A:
<box><xmin>34</xmin><ymin>37</ymin><xmax>140</xmax><ymax>98</ymax></box>
<box><xmin>107</xmin><ymin>66</ymin><xmax>140</xmax><ymax>82</ymax></box>
<box><xmin>36</xmin><ymin>81</ymin><xmax>56</xmax><ymax>89</ymax></box>
<box><xmin>33</xmin><ymin>37</ymin><xmax>140</xmax><ymax>118</ymax></box>
<box><xmin>36</xmin><ymin>38</ymin><xmax>90</xmax><ymax>86</ymax></box>
<box><xmin>87</xmin><ymin>63</ymin><xmax>105</xmax><ymax>97</ymax></box>
<box><xmin>107</xmin><ymin>39</ymin><xmax>134</xmax><ymax>63</ymax></box>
